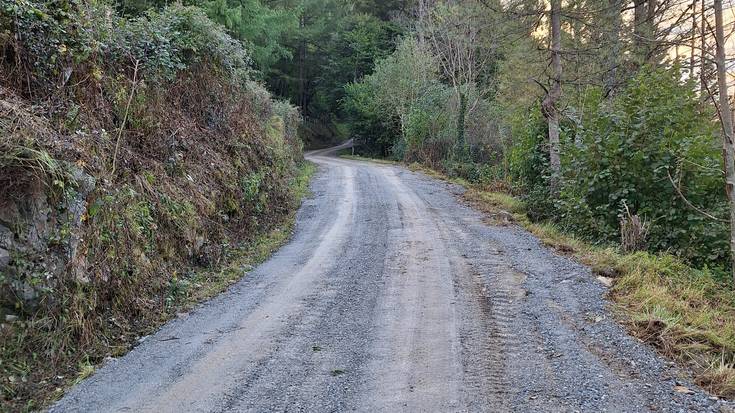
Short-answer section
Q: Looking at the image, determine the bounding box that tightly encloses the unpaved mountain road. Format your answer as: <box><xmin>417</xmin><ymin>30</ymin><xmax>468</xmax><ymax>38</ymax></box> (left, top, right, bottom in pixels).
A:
<box><xmin>51</xmin><ymin>145</ymin><xmax>732</xmax><ymax>413</ymax></box>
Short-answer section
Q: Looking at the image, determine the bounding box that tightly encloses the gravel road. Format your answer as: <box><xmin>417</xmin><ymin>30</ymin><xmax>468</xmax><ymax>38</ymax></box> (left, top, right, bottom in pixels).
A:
<box><xmin>50</xmin><ymin>145</ymin><xmax>733</xmax><ymax>412</ymax></box>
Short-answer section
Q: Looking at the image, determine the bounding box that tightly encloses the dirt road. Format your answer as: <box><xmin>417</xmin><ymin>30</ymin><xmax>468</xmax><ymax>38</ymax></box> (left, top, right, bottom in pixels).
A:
<box><xmin>51</xmin><ymin>146</ymin><xmax>731</xmax><ymax>412</ymax></box>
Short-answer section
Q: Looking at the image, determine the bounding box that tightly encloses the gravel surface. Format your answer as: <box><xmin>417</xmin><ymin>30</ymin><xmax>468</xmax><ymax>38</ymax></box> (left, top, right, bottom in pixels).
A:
<box><xmin>50</xmin><ymin>146</ymin><xmax>734</xmax><ymax>412</ymax></box>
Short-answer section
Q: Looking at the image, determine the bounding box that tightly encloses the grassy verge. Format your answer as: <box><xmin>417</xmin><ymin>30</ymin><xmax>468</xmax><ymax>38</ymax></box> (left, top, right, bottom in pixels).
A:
<box><xmin>466</xmin><ymin>185</ymin><xmax>735</xmax><ymax>398</ymax></box>
<box><xmin>337</xmin><ymin>151</ymin><xmax>400</xmax><ymax>165</ymax></box>
<box><xmin>358</xmin><ymin>156</ymin><xmax>735</xmax><ymax>399</ymax></box>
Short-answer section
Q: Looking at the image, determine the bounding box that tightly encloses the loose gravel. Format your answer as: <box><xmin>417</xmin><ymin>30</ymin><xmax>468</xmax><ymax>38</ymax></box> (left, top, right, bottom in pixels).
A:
<box><xmin>50</xmin><ymin>148</ymin><xmax>733</xmax><ymax>412</ymax></box>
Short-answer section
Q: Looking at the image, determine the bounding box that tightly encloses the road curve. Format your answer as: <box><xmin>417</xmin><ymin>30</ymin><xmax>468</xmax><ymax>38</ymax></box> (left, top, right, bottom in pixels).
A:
<box><xmin>51</xmin><ymin>145</ymin><xmax>731</xmax><ymax>412</ymax></box>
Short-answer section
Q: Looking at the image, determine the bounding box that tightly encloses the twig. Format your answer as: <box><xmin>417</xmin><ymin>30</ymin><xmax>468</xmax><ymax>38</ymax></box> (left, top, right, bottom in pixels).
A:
<box><xmin>111</xmin><ymin>58</ymin><xmax>140</xmax><ymax>178</ymax></box>
<box><xmin>666</xmin><ymin>167</ymin><xmax>728</xmax><ymax>222</ymax></box>
<box><xmin>530</xmin><ymin>77</ymin><xmax>549</xmax><ymax>95</ymax></box>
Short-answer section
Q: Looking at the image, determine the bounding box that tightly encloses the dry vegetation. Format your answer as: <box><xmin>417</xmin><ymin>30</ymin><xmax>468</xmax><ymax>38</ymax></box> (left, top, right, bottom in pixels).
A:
<box><xmin>0</xmin><ymin>2</ymin><xmax>309</xmax><ymax>410</ymax></box>
<box><xmin>464</xmin><ymin>186</ymin><xmax>735</xmax><ymax>398</ymax></box>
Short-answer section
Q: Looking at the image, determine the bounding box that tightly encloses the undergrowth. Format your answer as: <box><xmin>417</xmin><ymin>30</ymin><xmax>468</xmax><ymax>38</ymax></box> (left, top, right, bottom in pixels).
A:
<box><xmin>169</xmin><ymin>161</ymin><xmax>315</xmax><ymax>307</ymax></box>
<box><xmin>0</xmin><ymin>162</ymin><xmax>315</xmax><ymax>411</ymax></box>
<box><xmin>0</xmin><ymin>2</ymin><xmax>307</xmax><ymax>410</ymax></box>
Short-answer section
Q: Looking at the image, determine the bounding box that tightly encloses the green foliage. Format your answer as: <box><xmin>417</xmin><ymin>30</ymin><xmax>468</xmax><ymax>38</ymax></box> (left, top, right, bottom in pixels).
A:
<box><xmin>0</xmin><ymin>1</ymin><xmax>305</xmax><ymax>409</ymax></box>
<box><xmin>559</xmin><ymin>68</ymin><xmax>727</xmax><ymax>266</ymax></box>
<box><xmin>1</xmin><ymin>0</ymin><xmax>112</xmax><ymax>90</ymax></box>
<box><xmin>343</xmin><ymin>80</ymin><xmax>399</xmax><ymax>157</ymax></box>
<box><xmin>1</xmin><ymin>0</ymin><xmax>252</xmax><ymax>91</ymax></box>
<box><xmin>262</xmin><ymin>0</ymin><xmax>401</xmax><ymax>146</ymax></box>
<box><xmin>241</xmin><ymin>171</ymin><xmax>264</xmax><ymax>205</ymax></box>
<box><xmin>203</xmin><ymin>0</ymin><xmax>296</xmax><ymax>74</ymax></box>
<box><xmin>508</xmin><ymin>110</ymin><xmax>558</xmax><ymax>222</ymax></box>
<box><xmin>344</xmin><ymin>37</ymin><xmax>444</xmax><ymax>159</ymax></box>
<box><xmin>272</xmin><ymin>99</ymin><xmax>302</xmax><ymax>146</ymax></box>
<box><xmin>120</xmin><ymin>5</ymin><xmax>252</xmax><ymax>81</ymax></box>
<box><xmin>511</xmin><ymin>67</ymin><xmax>728</xmax><ymax>268</ymax></box>
<box><xmin>345</xmin><ymin>36</ymin><xmax>499</xmax><ymax>173</ymax></box>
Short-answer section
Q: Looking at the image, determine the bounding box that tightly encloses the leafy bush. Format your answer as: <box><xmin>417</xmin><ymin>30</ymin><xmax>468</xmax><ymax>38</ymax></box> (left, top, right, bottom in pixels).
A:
<box><xmin>403</xmin><ymin>84</ymin><xmax>453</xmax><ymax>165</ymax></box>
<box><xmin>345</xmin><ymin>37</ymin><xmax>499</xmax><ymax>169</ymax></box>
<box><xmin>0</xmin><ymin>0</ymin><xmax>113</xmax><ymax>92</ymax></box>
<box><xmin>343</xmin><ymin>80</ymin><xmax>400</xmax><ymax>157</ymax></box>
<box><xmin>344</xmin><ymin>38</ymin><xmax>439</xmax><ymax>156</ymax></box>
<box><xmin>120</xmin><ymin>5</ymin><xmax>252</xmax><ymax>81</ymax></box>
<box><xmin>508</xmin><ymin>110</ymin><xmax>558</xmax><ymax>221</ymax></box>
<box><xmin>559</xmin><ymin>68</ymin><xmax>728</xmax><ymax>267</ymax></box>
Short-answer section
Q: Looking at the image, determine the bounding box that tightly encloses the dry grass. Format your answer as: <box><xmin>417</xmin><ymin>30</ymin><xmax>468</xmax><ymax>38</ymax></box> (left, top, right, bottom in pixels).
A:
<box><xmin>1</xmin><ymin>7</ymin><xmax>307</xmax><ymax>409</ymax></box>
<box><xmin>612</xmin><ymin>253</ymin><xmax>735</xmax><ymax>398</ymax></box>
<box><xmin>0</xmin><ymin>74</ymin><xmax>309</xmax><ymax>410</ymax></box>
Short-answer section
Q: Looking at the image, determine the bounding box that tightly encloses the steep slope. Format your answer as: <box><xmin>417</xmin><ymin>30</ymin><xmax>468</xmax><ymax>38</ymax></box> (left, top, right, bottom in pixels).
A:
<box><xmin>0</xmin><ymin>2</ymin><xmax>304</xmax><ymax>409</ymax></box>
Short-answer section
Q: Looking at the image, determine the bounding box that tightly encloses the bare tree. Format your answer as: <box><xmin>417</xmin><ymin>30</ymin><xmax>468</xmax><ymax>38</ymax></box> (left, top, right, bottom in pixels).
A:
<box><xmin>424</xmin><ymin>2</ymin><xmax>489</xmax><ymax>158</ymax></box>
<box><xmin>713</xmin><ymin>0</ymin><xmax>735</xmax><ymax>284</ymax></box>
<box><xmin>690</xmin><ymin>0</ymin><xmax>696</xmax><ymax>76</ymax></box>
<box><xmin>542</xmin><ymin>0</ymin><xmax>563</xmax><ymax>191</ymax></box>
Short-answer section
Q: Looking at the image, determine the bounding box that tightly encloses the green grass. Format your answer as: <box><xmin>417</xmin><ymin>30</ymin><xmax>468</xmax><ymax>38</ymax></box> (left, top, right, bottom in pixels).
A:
<box><xmin>338</xmin><ymin>151</ymin><xmax>400</xmax><ymax>165</ymax></box>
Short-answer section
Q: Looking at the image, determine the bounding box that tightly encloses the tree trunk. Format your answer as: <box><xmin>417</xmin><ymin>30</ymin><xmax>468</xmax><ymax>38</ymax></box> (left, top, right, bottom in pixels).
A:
<box><xmin>417</xmin><ymin>0</ymin><xmax>427</xmax><ymax>46</ymax></box>
<box><xmin>298</xmin><ymin>14</ymin><xmax>306</xmax><ymax>111</ymax></box>
<box><xmin>690</xmin><ymin>0</ymin><xmax>696</xmax><ymax>76</ymax></box>
<box><xmin>713</xmin><ymin>0</ymin><xmax>735</xmax><ymax>285</ymax></box>
<box><xmin>633</xmin><ymin>0</ymin><xmax>647</xmax><ymax>63</ymax></box>
<box><xmin>456</xmin><ymin>89</ymin><xmax>467</xmax><ymax>158</ymax></box>
<box><xmin>604</xmin><ymin>0</ymin><xmax>622</xmax><ymax>97</ymax></box>
<box><xmin>543</xmin><ymin>0</ymin><xmax>562</xmax><ymax>192</ymax></box>
<box><xmin>700</xmin><ymin>0</ymin><xmax>708</xmax><ymax>98</ymax></box>
<box><xmin>646</xmin><ymin>0</ymin><xmax>658</xmax><ymax>64</ymax></box>
<box><xmin>632</xmin><ymin>0</ymin><xmax>658</xmax><ymax>65</ymax></box>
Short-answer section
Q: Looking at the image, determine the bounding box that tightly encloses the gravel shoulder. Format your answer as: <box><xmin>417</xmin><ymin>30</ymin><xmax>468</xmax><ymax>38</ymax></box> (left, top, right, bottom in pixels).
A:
<box><xmin>49</xmin><ymin>147</ymin><xmax>733</xmax><ymax>412</ymax></box>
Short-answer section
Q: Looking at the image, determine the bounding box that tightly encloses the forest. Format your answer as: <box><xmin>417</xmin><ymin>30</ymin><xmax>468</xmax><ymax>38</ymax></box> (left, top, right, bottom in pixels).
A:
<box><xmin>2</xmin><ymin>0</ymin><xmax>735</xmax><ymax>409</ymax></box>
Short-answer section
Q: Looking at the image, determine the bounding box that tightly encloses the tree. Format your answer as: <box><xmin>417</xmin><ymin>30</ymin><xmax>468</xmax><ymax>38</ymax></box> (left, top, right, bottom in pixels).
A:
<box><xmin>262</xmin><ymin>0</ymin><xmax>402</xmax><ymax>145</ymax></box>
<box><xmin>603</xmin><ymin>0</ymin><xmax>623</xmax><ymax>97</ymax></box>
<box><xmin>424</xmin><ymin>2</ymin><xmax>489</xmax><ymax>159</ymax></box>
<box><xmin>541</xmin><ymin>0</ymin><xmax>562</xmax><ymax>191</ymax></box>
<box><xmin>713</xmin><ymin>0</ymin><xmax>735</xmax><ymax>284</ymax></box>
<box><xmin>204</xmin><ymin>0</ymin><xmax>298</xmax><ymax>75</ymax></box>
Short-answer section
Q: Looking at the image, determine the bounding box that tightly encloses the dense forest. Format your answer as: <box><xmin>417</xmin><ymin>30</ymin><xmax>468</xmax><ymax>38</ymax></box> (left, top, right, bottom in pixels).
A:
<box><xmin>2</xmin><ymin>0</ymin><xmax>735</xmax><ymax>409</ymax></box>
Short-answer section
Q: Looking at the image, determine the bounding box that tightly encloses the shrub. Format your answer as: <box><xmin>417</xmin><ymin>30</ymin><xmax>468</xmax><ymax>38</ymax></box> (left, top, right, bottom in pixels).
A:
<box><xmin>508</xmin><ymin>110</ymin><xmax>558</xmax><ymax>221</ymax></box>
<box><xmin>0</xmin><ymin>0</ymin><xmax>113</xmax><ymax>93</ymax></box>
<box><xmin>118</xmin><ymin>5</ymin><xmax>252</xmax><ymax>81</ymax></box>
<box><xmin>559</xmin><ymin>67</ymin><xmax>728</xmax><ymax>267</ymax></box>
